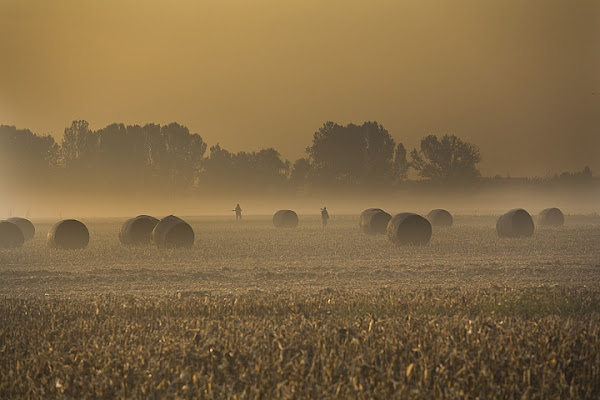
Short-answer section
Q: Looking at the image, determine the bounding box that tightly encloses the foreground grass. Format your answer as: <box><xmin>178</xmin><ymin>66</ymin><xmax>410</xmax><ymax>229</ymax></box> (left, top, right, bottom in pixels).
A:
<box><xmin>2</xmin><ymin>287</ymin><xmax>599</xmax><ymax>399</ymax></box>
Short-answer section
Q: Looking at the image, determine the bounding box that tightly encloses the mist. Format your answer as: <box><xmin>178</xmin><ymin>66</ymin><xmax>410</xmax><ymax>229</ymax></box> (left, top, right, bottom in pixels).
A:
<box><xmin>3</xmin><ymin>183</ymin><xmax>599</xmax><ymax>221</ymax></box>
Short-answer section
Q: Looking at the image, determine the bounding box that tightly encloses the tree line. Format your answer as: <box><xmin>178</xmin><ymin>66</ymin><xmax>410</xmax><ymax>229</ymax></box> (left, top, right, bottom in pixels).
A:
<box><xmin>0</xmin><ymin>120</ymin><xmax>592</xmax><ymax>196</ymax></box>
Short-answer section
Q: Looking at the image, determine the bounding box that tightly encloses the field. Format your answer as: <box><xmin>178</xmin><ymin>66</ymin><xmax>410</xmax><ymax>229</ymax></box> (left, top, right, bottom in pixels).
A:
<box><xmin>1</xmin><ymin>215</ymin><xmax>600</xmax><ymax>398</ymax></box>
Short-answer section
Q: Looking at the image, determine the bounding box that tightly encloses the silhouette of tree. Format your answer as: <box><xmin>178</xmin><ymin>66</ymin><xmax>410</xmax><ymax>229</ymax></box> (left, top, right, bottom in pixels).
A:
<box><xmin>307</xmin><ymin>121</ymin><xmax>363</xmax><ymax>184</ymax></box>
<box><xmin>364</xmin><ymin>121</ymin><xmax>396</xmax><ymax>183</ymax></box>
<box><xmin>124</xmin><ymin>123</ymin><xmax>155</xmax><ymax>175</ymax></box>
<box><xmin>57</xmin><ymin>121</ymin><xmax>208</xmax><ymax>191</ymax></box>
<box><xmin>558</xmin><ymin>166</ymin><xmax>593</xmax><ymax>181</ymax></box>
<box><xmin>202</xmin><ymin>144</ymin><xmax>235</xmax><ymax>186</ymax></box>
<box><xmin>583</xmin><ymin>166</ymin><xmax>593</xmax><ymax>178</ymax></box>
<box><xmin>306</xmin><ymin>121</ymin><xmax>399</xmax><ymax>186</ymax></box>
<box><xmin>290</xmin><ymin>158</ymin><xmax>311</xmax><ymax>186</ymax></box>
<box><xmin>0</xmin><ymin>125</ymin><xmax>58</xmax><ymax>188</ymax></box>
<box><xmin>410</xmin><ymin>134</ymin><xmax>481</xmax><ymax>180</ymax></box>
<box><xmin>88</xmin><ymin>123</ymin><xmax>156</xmax><ymax>190</ymax></box>
<box><xmin>247</xmin><ymin>148</ymin><xmax>289</xmax><ymax>186</ymax></box>
<box><xmin>143</xmin><ymin>123</ymin><xmax>163</xmax><ymax>172</ymax></box>
<box><xmin>392</xmin><ymin>143</ymin><xmax>410</xmax><ymax>183</ymax></box>
<box><xmin>61</xmin><ymin>120</ymin><xmax>98</xmax><ymax>169</ymax></box>
<box><xmin>159</xmin><ymin>123</ymin><xmax>207</xmax><ymax>188</ymax></box>
<box><xmin>202</xmin><ymin>145</ymin><xmax>289</xmax><ymax>191</ymax></box>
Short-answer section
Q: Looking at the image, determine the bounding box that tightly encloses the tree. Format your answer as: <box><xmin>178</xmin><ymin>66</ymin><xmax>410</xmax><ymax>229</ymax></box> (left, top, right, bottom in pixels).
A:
<box><xmin>306</xmin><ymin>121</ymin><xmax>399</xmax><ymax>186</ymax></box>
<box><xmin>363</xmin><ymin>121</ymin><xmax>396</xmax><ymax>182</ymax></box>
<box><xmin>290</xmin><ymin>158</ymin><xmax>311</xmax><ymax>186</ymax></box>
<box><xmin>558</xmin><ymin>166</ymin><xmax>593</xmax><ymax>181</ymax></box>
<box><xmin>248</xmin><ymin>148</ymin><xmax>289</xmax><ymax>186</ymax></box>
<box><xmin>61</xmin><ymin>120</ymin><xmax>98</xmax><ymax>168</ymax></box>
<box><xmin>89</xmin><ymin>123</ymin><xmax>156</xmax><ymax>190</ymax></box>
<box><xmin>201</xmin><ymin>145</ymin><xmax>289</xmax><ymax>191</ymax></box>
<box><xmin>410</xmin><ymin>134</ymin><xmax>481</xmax><ymax>180</ymax></box>
<box><xmin>391</xmin><ymin>143</ymin><xmax>410</xmax><ymax>183</ymax></box>
<box><xmin>0</xmin><ymin>125</ymin><xmax>58</xmax><ymax>188</ymax></box>
<box><xmin>159</xmin><ymin>123</ymin><xmax>207</xmax><ymax>188</ymax></box>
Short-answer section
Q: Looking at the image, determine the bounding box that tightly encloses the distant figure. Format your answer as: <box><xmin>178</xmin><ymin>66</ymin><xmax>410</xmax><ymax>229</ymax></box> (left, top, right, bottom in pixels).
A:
<box><xmin>233</xmin><ymin>204</ymin><xmax>242</xmax><ymax>221</ymax></box>
<box><xmin>321</xmin><ymin>207</ymin><xmax>329</xmax><ymax>228</ymax></box>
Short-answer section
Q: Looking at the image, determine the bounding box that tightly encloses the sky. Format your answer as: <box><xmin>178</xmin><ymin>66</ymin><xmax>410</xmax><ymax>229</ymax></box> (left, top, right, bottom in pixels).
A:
<box><xmin>0</xmin><ymin>0</ymin><xmax>598</xmax><ymax>178</ymax></box>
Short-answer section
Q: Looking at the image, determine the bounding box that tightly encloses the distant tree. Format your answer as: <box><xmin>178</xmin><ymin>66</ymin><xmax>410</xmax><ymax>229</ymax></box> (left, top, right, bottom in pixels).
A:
<box><xmin>202</xmin><ymin>145</ymin><xmax>289</xmax><ymax>191</ymax></box>
<box><xmin>0</xmin><ymin>125</ymin><xmax>58</xmax><ymax>187</ymax></box>
<box><xmin>558</xmin><ymin>166</ymin><xmax>593</xmax><ymax>181</ymax></box>
<box><xmin>58</xmin><ymin>121</ymin><xmax>208</xmax><ymax>191</ymax></box>
<box><xmin>247</xmin><ymin>148</ymin><xmax>289</xmax><ymax>186</ymax></box>
<box><xmin>143</xmin><ymin>123</ymin><xmax>164</xmax><ymax>171</ymax></box>
<box><xmin>363</xmin><ymin>121</ymin><xmax>396</xmax><ymax>182</ymax></box>
<box><xmin>86</xmin><ymin>123</ymin><xmax>157</xmax><ymax>190</ymax></box>
<box><xmin>391</xmin><ymin>143</ymin><xmax>410</xmax><ymax>183</ymax></box>
<box><xmin>123</xmin><ymin>123</ymin><xmax>155</xmax><ymax>173</ymax></box>
<box><xmin>61</xmin><ymin>120</ymin><xmax>98</xmax><ymax>168</ymax></box>
<box><xmin>582</xmin><ymin>165</ymin><xmax>592</xmax><ymax>178</ymax></box>
<box><xmin>290</xmin><ymin>158</ymin><xmax>311</xmax><ymax>186</ymax></box>
<box><xmin>307</xmin><ymin>121</ymin><xmax>363</xmax><ymax>184</ymax></box>
<box><xmin>159</xmin><ymin>123</ymin><xmax>207</xmax><ymax>188</ymax></box>
<box><xmin>410</xmin><ymin>134</ymin><xmax>481</xmax><ymax>180</ymax></box>
<box><xmin>202</xmin><ymin>144</ymin><xmax>236</xmax><ymax>185</ymax></box>
<box><xmin>306</xmin><ymin>121</ymin><xmax>399</xmax><ymax>186</ymax></box>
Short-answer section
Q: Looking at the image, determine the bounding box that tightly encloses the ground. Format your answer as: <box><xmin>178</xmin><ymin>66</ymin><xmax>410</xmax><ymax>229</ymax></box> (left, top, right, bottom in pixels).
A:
<box><xmin>1</xmin><ymin>215</ymin><xmax>599</xmax><ymax>398</ymax></box>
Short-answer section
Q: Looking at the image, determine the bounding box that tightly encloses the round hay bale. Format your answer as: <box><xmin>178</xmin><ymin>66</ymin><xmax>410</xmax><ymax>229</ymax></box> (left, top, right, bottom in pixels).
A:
<box><xmin>359</xmin><ymin>208</ymin><xmax>392</xmax><ymax>234</ymax></box>
<box><xmin>47</xmin><ymin>219</ymin><xmax>90</xmax><ymax>250</ymax></box>
<box><xmin>496</xmin><ymin>209</ymin><xmax>534</xmax><ymax>238</ymax></box>
<box><xmin>273</xmin><ymin>210</ymin><xmax>299</xmax><ymax>228</ymax></box>
<box><xmin>538</xmin><ymin>207</ymin><xmax>564</xmax><ymax>227</ymax></box>
<box><xmin>0</xmin><ymin>221</ymin><xmax>25</xmax><ymax>249</ymax></box>
<box><xmin>151</xmin><ymin>215</ymin><xmax>194</xmax><ymax>248</ymax></box>
<box><xmin>6</xmin><ymin>217</ymin><xmax>35</xmax><ymax>240</ymax></box>
<box><xmin>119</xmin><ymin>215</ymin><xmax>160</xmax><ymax>245</ymax></box>
<box><xmin>427</xmin><ymin>209</ymin><xmax>453</xmax><ymax>227</ymax></box>
<box><xmin>387</xmin><ymin>213</ymin><xmax>432</xmax><ymax>245</ymax></box>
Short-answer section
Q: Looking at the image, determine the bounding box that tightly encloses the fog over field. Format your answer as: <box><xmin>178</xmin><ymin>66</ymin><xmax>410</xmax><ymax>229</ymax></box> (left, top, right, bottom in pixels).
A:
<box><xmin>2</xmin><ymin>183</ymin><xmax>600</xmax><ymax>219</ymax></box>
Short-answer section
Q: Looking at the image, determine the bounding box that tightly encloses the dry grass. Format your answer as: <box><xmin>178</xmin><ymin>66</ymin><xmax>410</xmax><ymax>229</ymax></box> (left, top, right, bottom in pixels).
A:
<box><xmin>1</xmin><ymin>289</ymin><xmax>599</xmax><ymax>399</ymax></box>
<box><xmin>1</xmin><ymin>215</ymin><xmax>599</xmax><ymax>398</ymax></box>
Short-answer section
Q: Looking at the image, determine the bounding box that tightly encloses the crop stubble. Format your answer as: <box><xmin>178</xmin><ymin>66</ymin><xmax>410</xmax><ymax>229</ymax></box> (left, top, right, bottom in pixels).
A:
<box><xmin>1</xmin><ymin>215</ymin><xmax>599</xmax><ymax>398</ymax></box>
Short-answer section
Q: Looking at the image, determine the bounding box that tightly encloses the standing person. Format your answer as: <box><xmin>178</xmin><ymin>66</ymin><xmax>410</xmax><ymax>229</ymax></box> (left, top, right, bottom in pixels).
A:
<box><xmin>321</xmin><ymin>207</ymin><xmax>329</xmax><ymax>228</ymax></box>
<box><xmin>234</xmin><ymin>204</ymin><xmax>242</xmax><ymax>221</ymax></box>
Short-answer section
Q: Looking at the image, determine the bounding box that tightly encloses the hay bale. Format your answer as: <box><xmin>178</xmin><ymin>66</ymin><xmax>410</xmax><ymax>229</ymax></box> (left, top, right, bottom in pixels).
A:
<box><xmin>273</xmin><ymin>210</ymin><xmax>299</xmax><ymax>228</ymax></box>
<box><xmin>47</xmin><ymin>219</ymin><xmax>90</xmax><ymax>250</ymax></box>
<box><xmin>538</xmin><ymin>207</ymin><xmax>564</xmax><ymax>227</ymax></box>
<box><xmin>6</xmin><ymin>217</ymin><xmax>35</xmax><ymax>240</ymax></box>
<box><xmin>496</xmin><ymin>209</ymin><xmax>534</xmax><ymax>238</ymax></box>
<box><xmin>151</xmin><ymin>215</ymin><xmax>194</xmax><ymax>248</ymax></box>
<box><xmin>0</xmin><ymin>221</ymin><xmax>25</xmax><ymax>249</ymax></box>
<box><xmin>387</xmin><ymin>213</ymin><xmax>432</xmax><ymax>245</ymax></box>
<box><xmin>359</xmin><ymin>208</ymin><xmax>392</xmax><ymax>234</ymax></box>
<box><xmin>119</xmin><ymin>215</ymin><xmax>160</xmax><ymax>245</ymax></box>
<box><xmin>427</xmin><ymin>209</ymin><xmax>453</xmax><ymax>227</ymax></box>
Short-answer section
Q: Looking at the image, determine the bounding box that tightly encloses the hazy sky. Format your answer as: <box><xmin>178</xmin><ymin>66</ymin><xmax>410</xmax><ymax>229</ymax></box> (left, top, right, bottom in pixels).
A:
<box><xmin>1</xmin><ymin>0</ymin><xmax>598</xmax><ymax>177</ymax></box>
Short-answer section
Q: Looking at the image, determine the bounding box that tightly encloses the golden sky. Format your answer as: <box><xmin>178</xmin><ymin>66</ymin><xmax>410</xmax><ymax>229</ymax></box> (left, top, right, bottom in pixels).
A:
<box><xmin>1</xmin><ymin>0</ymin><xmax>598</xmax><ymax>177</ymax></box>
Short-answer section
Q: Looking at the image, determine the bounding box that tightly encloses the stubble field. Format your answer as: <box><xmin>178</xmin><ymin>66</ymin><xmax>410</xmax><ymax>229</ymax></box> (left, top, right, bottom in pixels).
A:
<box><xmin>1</xmin><ymin>215</ymin><xmax>599</xmax><ymax>398</ymax></box>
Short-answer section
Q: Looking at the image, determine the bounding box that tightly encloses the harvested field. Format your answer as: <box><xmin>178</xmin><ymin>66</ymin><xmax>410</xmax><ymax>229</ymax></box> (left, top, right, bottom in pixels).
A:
<box><xmin>1</xmin><ymin>215</ymin><xmax>599</xmax><ymax>398</ymax></box>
